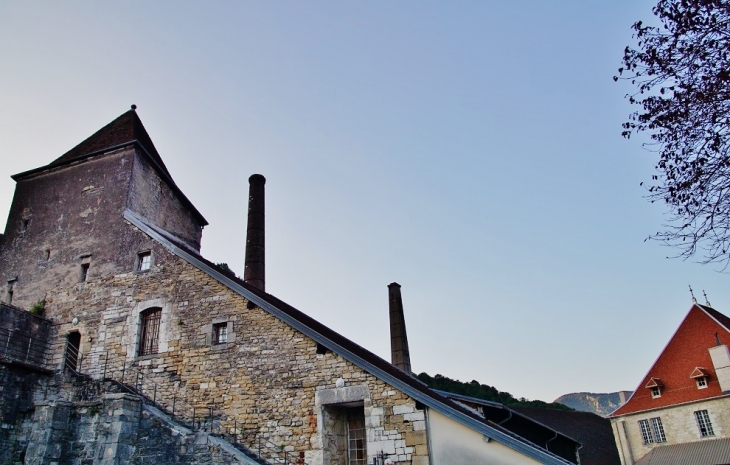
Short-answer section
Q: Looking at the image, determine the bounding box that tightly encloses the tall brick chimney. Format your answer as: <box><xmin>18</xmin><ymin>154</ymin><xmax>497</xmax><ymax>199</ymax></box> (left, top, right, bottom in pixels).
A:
<box><xmin>244</xmin><ymin>174</ymin><xmax>266</xmax><ymax>291</ymax></box>
<box><xmin>388</xmin><ymin>282</ymin><xmax>411</xmax><ymax>374</ymax></box>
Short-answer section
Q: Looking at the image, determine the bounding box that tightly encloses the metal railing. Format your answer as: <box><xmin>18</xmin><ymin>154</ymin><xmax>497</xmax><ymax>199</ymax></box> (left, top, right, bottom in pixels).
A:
<box><xmin>0</xmin><ymin>327</ymin><xmax>51</xmax><ymax>369</ymax></box>
<box><xmin>78</xmin><ymin>348</ymin><xmax>308</xmax><ymax>465</ymax></box>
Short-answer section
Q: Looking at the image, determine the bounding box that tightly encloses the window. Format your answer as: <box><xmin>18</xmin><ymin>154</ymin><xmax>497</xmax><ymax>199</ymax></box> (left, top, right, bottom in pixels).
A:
<box><xmin>695</xmin><ymin>410</ymin><xmax>715</xmax><ymax>437</ymax></box>
<box><xmin>346</xmin><ymin>408</ymin><xmax>367</xmax><ymax>465</ymax></box>
<box><xmin>651</xmin><ymin>387</ymin><xmax>661</xmax><ymax>398</ymax></box>
<box><xmin>650</xmin><ymin>417</ymin><xmax>666</xmax><ymax>443</ymax></box>
<box><xmin>137</xmin><ymin>252</ymin><xmax>152</xmax><ymax>272</ymax></box>
<box><xmin>79</xmin><ymin>263</ymin><xmax>90</xmax><ymax>282</ymax></box>
<box><xmin>21</xmin><ymin>219</ymin><xmax>29</xmax><ymax>232</ymax></box>
<box><xmin>697</xmin><ymin>377</ymin><xmax>708</xmax><ymax>389</ymax></box>
<box><xmin>5</xmin><ymin>280</ymin><xmax>15</xmax><ymax>305</ymax></box>
<box><xmin>639</xmin><ymin>419</ymin><xmax>655</xmax><ymax>444</ymax></box>
<box><xmin>212</xmin><ymin>322</ymin><xmax>228</xmax><ymax>345</ymax></box>
<box><xmin>138</xmin><ymin>308</ymin><xmax>162</xmax><ymax>356</ymax></box>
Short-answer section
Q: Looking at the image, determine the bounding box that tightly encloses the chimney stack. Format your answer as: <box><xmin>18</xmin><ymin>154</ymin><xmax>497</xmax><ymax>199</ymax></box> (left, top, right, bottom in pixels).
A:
<box><xmin>388</xmin><ymin>282</ymin><xmax>411</xmax><ymax>374</ymax></box>
<box><xmin>244</xmin><ymin>174</ymin><xmax>266</xmax><ymax>291</ymax></box>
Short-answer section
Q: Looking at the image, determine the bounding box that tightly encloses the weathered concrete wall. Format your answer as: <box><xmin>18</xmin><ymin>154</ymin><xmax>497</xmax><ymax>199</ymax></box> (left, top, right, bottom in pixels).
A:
<box><xmin>37</xmin><ymin>223</ymin><xmax>430</xmax><ymax>465</ymax></box>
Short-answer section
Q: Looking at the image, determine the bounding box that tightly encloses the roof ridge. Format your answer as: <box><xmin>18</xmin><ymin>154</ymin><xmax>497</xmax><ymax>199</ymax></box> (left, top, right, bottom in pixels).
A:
<box><xmin>48</xmin><ymin>109</ymin><xmax>170</xmax><ymax>177</ymax></box>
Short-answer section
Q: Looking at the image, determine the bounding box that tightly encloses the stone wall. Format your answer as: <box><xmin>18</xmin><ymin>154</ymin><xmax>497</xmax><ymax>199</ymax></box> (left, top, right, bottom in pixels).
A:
<box><xmin>0</xmin><ymin>146</ymin><xmax>204</xmax><ymax>311</ymax></box>
<box><xmin>127</xmin><ymin>151</ymin><xmax>204</xmax><ymax>251</ymax></box>
<box><xmin>39</xmin><ymin>224</ymin><xmax>431</xmax><ymax>465</ymax></box>
<box><xmin>0</xmin><ymin>149</ymin><xmax>136</xmax><ymax>310</ymax></box>
<box><xmin>611</xmin><ymin>396</ymin><xmax>730</xmax><ymax>464</ymax></box>
<box><xmin>0</xmin><ymin>364</ymin><xmax>42</xmax><ymax>464</ymax></box>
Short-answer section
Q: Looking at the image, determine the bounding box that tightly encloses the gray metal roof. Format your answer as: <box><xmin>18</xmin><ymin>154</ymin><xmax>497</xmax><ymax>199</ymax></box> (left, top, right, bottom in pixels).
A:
<box><xmin>634</xmin><ymin>437</ymin><xmax>730</xmax><ymax>465</ymax></box>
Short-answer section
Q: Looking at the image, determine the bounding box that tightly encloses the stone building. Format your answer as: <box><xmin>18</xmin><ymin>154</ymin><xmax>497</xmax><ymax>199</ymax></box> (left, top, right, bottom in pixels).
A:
<box><xmin>0</xmin><ymin>108</ymin><xmax>584</xmax><ymax>464</ymax></box>
<box><xmin>609</xmin><ymin>302</ymin><xmax>730</xmax><ymax>464</ymax></box>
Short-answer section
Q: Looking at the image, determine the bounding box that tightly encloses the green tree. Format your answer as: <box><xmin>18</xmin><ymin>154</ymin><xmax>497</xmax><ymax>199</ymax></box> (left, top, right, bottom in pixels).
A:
<box><xmin>617</xmin><ymin>0</ymin><xmax>730</xmax><ymax>267</ymax></box>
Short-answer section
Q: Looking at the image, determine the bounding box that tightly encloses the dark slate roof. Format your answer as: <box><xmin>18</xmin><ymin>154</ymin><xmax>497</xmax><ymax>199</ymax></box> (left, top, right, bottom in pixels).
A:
<box><xmin>124</xmin><ymin>209</ymin><xmax>575</xmax><ymax>465</ymax></box>
<box><xmin>702</xmin><ymin>304</ymin><xmax>730</xmax><ymax>333</ymax></box>
<box><xmin>50</xmin><ymin>109</ymin><xmax>170</xmax><ymax>176</ymax></box>
<box><xmin>634</xmin><ymin>437</ymin><xmax>730</xmax><ymax>465</ymax></box>
<box><xmin>512</xmin><ymin>407</ymin><xmax>621</xmax><ymax>465</ymax></box>
<box><xmin>12</xmin><ymin>110</ymin><xmax>208</xmax><ymax>226</ymax></box>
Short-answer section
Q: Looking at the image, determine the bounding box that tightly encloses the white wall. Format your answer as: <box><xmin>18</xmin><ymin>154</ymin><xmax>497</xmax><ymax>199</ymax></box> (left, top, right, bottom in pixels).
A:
<box><xmin>428</xmin><ymin>409</ymin><xmax>544</xmax><ymax>465</ymax></box>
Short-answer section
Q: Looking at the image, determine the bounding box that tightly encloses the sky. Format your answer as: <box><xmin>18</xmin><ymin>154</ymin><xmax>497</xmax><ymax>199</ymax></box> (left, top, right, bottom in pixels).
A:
<box><xmin>1</xmin><ymin>1</ymin><xmax>729</xmax><ymax>404</ymax></box>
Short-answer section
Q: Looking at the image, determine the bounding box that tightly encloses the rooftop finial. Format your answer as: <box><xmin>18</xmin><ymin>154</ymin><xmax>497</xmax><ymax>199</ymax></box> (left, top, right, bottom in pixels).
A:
<box><xmin>703</xmin><ymin>290</ymin><xmax>712</xmax><ymax>308</ymax></box>
<box><xmin>689</xmin><ymin>285</ymin><xmax>697</xmax><ymax>304</ymax></box>
<box><xmin>131</xmin><ymin>104</ymin><xmax>137</xmax><ymax>111</ymax></box>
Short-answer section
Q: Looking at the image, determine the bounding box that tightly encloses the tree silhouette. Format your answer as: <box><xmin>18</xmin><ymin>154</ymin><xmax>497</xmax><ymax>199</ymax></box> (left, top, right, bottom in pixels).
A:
<box><xmin>618</xmin><ymin>0</ymin><xmax>730</xmax><ymax>268</ymax></box>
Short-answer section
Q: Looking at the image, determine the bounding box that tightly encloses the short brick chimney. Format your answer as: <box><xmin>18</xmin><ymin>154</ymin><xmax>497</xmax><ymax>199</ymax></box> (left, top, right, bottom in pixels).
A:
<box><xmin>388</xmin><ymin>282</ymin><xmax>411</xmax><ymax>374</ymax></box>
<box><xmin>244</xmin><ymin>174</ymin><xmax>266</xmax><ymax>291</ymax></box>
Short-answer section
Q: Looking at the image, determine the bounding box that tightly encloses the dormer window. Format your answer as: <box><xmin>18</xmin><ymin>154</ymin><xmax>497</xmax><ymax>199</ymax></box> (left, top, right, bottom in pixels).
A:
<box><xmin>646</xmin><ymin>377</ymin><xmax>664</xmax><ymax>398</ymax></box>
<box><xmin>690</xmin><ymin>367</ymin><xmax>709</xmax><ymax>390</ymax></box>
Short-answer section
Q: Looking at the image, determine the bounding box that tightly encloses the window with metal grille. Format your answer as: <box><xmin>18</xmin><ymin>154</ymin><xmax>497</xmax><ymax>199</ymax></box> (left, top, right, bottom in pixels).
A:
<box><xmin>650</xmin><ymin>417</ymin><xmax>666</xmax><ymax>443</ymax></box>
<box><xmin>347</xmin><ymin>408</ymin><xmax>367</xmax><ymax>465</ymax></box>
<box><xmin>695</xmin><ymin>410</ymin><xmax>715</xmax><ymax>437</ymax></box>
<box><xmin>212</xmin><ymin>322</ymin><xmax>228</xmax><ymax>345</ymax></box>
<box><xmin>138</xmin><ymin>308</ymin><xmax>162</xmax><ymax>356</ymax></box>
<box><xmin>638</xmin><ymin>419</ymin><xmax>654</xmax><ymax>444</ymax></box>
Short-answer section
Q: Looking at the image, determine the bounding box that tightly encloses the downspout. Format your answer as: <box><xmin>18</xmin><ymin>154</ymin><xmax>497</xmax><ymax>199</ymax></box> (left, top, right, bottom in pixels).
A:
<box><xmin>498</xmin><ymin>409</ymin><xmax>513</xmax><ymax>425</ymax></box>
<box><xmin>425</xmin><ymin>408</ymin><xmax>436</xmax><ymax>465</ymax></box>
<box><xmin>545</xmin><ymin>431</ymin><xmax>558</xmax><ymax>452</ymax></box>
<box><xmin>575</xmin><ymin>443</ymin><xmax>583</xmax><ymax>465</ymax></box>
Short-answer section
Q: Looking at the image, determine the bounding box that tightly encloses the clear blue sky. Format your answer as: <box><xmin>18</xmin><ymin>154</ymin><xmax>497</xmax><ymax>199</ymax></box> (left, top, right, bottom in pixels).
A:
<box><xmin>2</xmin><ymin>1</ymin><xmax>728</xmax><ymax>403</ymax></box>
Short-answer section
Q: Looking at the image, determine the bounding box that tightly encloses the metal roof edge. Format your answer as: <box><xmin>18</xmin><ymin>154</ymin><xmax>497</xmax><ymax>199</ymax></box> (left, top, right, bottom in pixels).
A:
<box><xmin>433</xmin><ymin>390</ymin><xmax>582</xmax><ymax>446</ymax></box>
<box><xmin>123</xmin><ymin>209</ymin><xmax>573</xmax><ymax>465</ymax></box>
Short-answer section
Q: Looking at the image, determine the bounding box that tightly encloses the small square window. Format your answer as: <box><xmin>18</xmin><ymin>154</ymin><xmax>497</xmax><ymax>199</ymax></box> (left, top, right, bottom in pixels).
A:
<box><xmin>213</xmin><ymin>323</ymin><xmax>228</xmax><ymax>345</ymax></box>
<box><xmin>80</xmin><ymin>263</ymin><xmax>90</xmax><ymax>282</ymax></box>
<box><xmin>137</xmin><ymin>252</ymin><xmax>152</xmax><ymax>272</ymax></box>
<box><xmin>651</xmin><ymin>387</ymin><xmax>661</xmax><ymax>398</ymax></box>
<box><xmin>697</xmin><ymin>377</ymin><xmax>708</xmax><ymax>389</ymax></box>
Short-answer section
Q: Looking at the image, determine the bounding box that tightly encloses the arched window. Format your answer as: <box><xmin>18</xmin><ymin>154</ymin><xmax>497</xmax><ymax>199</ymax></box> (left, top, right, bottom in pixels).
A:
<box><xmin>138</xmin><ymin>307</ymin><xmax>162</xmax><ymax>356</ymax></box>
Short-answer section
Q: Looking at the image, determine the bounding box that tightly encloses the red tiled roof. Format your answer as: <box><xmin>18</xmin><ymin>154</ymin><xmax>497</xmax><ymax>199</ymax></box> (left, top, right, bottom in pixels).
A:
<box><xmin>611</xmin><ymin>304</ymin><xmax>730</xmax><ymax>417</ymax></box>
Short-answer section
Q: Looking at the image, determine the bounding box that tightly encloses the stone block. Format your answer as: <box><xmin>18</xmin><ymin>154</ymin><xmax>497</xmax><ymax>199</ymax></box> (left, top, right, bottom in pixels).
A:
<box><xmin>405</xmin><ymin>431</ymin><xmax>427</xmax><ymax>446</ymax></box>
<box><xmin>393</xmin><ymin>405</ymin><xmax>414</xmax><ymax>415</ymax></box>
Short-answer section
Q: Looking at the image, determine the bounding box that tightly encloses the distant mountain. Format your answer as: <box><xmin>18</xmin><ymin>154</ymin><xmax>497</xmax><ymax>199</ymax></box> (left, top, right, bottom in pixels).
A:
<box><xmin>554</xmin><ymin>391</ymin><xmax>633</xmax><ymax>417</ymax></box>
